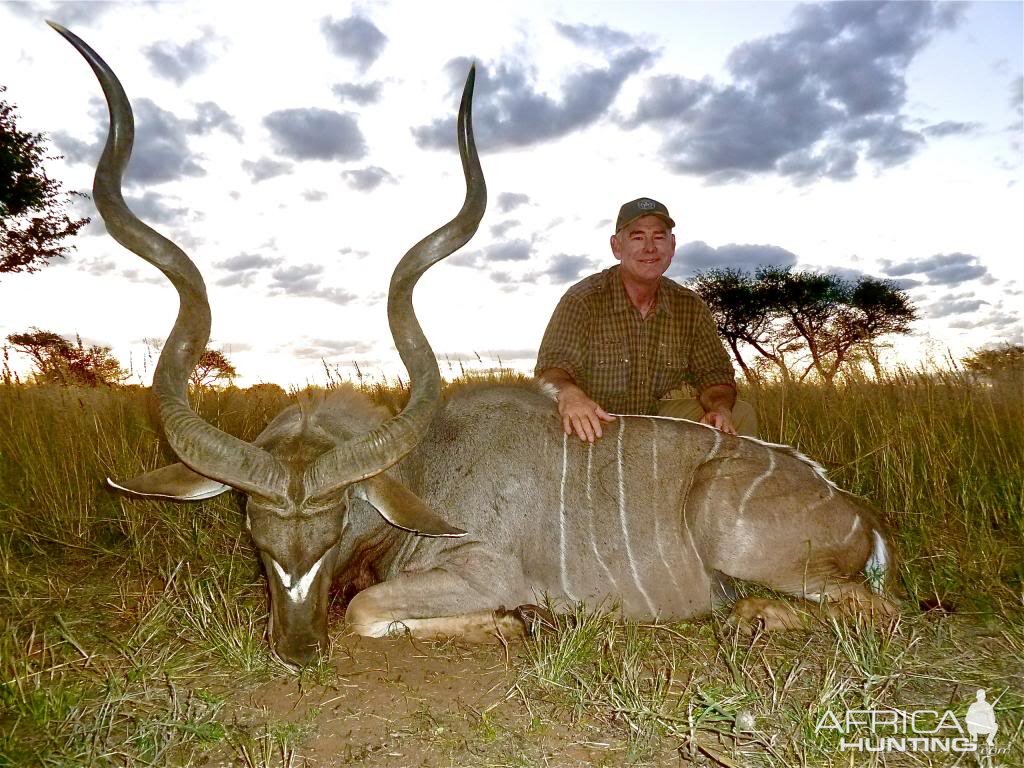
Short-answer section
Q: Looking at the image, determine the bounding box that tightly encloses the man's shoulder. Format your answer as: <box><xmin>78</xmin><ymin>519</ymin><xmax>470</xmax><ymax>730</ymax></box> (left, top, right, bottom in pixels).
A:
<box><xmin>560</xmin><ymin>267</ymin><xmax>615</xmax><ymax>304</ymax></box>
<box><xmin>659</xmin><ymin>276</ymin><xmax>708</xmax><ymax>307</ymax></box>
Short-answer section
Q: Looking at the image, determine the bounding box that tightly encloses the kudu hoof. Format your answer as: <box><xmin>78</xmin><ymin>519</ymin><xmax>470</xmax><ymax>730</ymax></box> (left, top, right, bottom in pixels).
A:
<box><xmin>501</xmin><ymin>604</ymin><xmax>558</xmax><ymax>637</ymax></box>
<box><xmin>728</xmin><ymin>598</ymin><xmax>809</xmax><ymax>632</ymax></box>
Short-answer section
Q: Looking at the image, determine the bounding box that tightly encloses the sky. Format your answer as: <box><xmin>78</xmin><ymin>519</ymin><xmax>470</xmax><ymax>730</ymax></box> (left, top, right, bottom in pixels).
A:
<box><xmin>1</xmin><ymin>0</ymin><xmax>1021</xmax><ymax>388</ymax></box>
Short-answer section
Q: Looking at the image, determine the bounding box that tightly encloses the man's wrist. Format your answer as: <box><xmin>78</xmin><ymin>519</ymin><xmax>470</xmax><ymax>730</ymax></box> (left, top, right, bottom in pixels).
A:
<box><xmin>698</xmin><ymin>383</ymin><xmax>737</xmax><ymax>414</ymax></box>
<box><xmin>558</xmin><ymin>382</ymin><xmax>585</xmax><ymax>403</ymax></box>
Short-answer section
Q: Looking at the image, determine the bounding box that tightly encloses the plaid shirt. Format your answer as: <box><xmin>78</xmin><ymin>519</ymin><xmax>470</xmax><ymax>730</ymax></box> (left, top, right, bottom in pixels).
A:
<box><xmin>535</xmin><ymin>266</ymin><xmax>735</xmax><ymax>415</ymax></box>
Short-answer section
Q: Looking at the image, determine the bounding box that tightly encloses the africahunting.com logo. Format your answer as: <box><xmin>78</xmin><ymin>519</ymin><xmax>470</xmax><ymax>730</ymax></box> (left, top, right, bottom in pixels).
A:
<box><xmin>815</xmin><ymin>689</ymin><xmax>1008</xmax><ymax>754</ymax></box>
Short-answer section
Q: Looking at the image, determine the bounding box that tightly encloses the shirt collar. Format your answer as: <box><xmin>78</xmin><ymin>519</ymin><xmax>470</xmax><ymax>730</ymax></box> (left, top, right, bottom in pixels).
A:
<box><xmin>607</xmin><ymin>266</ymin><xmax>673</xmax><ymax>318</ymax></box>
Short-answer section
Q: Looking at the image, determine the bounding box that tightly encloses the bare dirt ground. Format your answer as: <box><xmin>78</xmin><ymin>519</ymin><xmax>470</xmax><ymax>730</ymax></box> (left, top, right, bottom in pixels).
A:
<box><xmin>222</xmin><ymin>633</ymin><xmax>649</xmax><ymax>768</ymax></box>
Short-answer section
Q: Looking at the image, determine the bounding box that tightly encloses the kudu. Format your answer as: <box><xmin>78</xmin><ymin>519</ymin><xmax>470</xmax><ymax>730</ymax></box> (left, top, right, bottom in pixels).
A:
<box><xmin>54</xmin><ymin>24</ymin><xmax>894</xmax><ymax>668</ymax></box>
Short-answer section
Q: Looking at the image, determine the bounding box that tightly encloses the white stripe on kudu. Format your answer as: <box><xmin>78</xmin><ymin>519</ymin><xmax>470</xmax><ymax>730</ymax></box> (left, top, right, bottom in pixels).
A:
<box><xmin>740</xmin><ymin>448</ymin><xmax>776</xmax><ymax>514</ymax></box>
<box><xmin>271</xmin><ymin>554</ymin><xmax>325</xmax><ymax>603</ymax></box>
<box><xmin>558</xmin><ymin>432</ymin><xmax>576</xmax><ymax>601</ymax></box>
<box><xmin>707</xmin><ymin>430</ymin><xmax>722</xmax><ymax>461</ymax></box>
<box><xmin>646</xmin><ymin>418</ymin><xmax>681</xmax><ymax>594</ymax></box>
<box><xmin>617</xmin><ymin>418</ymin><xmax>655</xmax><ymax>614</ymax></box>
<box><xmin>587</xmin><ymin>440</ymin><xmax>619</xmax><ymax>590</ymax></box>
<box><xmin>842</xmin><ymin>515</ymin><xmax>861</xmax><ymax>544</ymax></box>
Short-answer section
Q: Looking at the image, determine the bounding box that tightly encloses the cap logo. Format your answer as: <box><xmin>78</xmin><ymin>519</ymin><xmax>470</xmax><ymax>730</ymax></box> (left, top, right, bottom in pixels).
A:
<box><xmin>638</xmin><ymin>199</ymin><xmax>656</xmax><ymax>210</ymax></box>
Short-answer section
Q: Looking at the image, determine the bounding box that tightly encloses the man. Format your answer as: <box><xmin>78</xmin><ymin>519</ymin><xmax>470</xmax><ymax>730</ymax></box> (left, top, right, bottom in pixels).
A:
<box><xmin>535</xmin><ymin>197</ymin><xmax>757</xmax><ymax>441</ymax></box>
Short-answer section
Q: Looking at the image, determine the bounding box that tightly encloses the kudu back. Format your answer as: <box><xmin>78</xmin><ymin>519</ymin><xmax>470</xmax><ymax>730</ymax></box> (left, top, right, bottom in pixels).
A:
<box><xmin>54</xmin><ymin>24</ymin><xmax>894</xmax><ymax>667</ymax></box>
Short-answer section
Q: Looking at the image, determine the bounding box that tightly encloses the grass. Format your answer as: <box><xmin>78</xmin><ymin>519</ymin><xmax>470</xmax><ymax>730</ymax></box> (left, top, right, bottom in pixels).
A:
<box><xmin>0</xmin><ymin>369</ymin><xmax>1021</xmax><ymax>766</ymax></box>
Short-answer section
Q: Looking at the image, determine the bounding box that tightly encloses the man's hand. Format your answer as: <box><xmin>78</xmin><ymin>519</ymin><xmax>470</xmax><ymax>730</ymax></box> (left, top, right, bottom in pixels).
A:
<box><xmin>700</xmin><ymin>408</ymin><xmax>737</xmax><ymax>436</ymax></box>
<box><xmin>699</xmin><ymin>383</ymin><xmax>739</xmax><ymax>436</ymax></box>
<box><xmin>557</xmin><ymin>384</ymin><xmax>616</xmax><ymax>442</ymax></box>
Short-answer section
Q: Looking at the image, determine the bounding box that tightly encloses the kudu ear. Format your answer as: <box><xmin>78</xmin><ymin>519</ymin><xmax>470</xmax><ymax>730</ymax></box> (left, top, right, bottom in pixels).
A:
<box><xmin>107</xmin><ymin>463</ymin><xmax>232</xmax><ymax>502</ymax></box>
<box><xmin>354</xmin><ymin>475</ymin><xmax>466</xmax><ymax>538</ymax></box>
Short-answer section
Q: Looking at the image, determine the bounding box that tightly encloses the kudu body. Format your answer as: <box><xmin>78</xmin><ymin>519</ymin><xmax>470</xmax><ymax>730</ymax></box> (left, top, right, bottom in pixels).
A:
<box><xmin>54</xmin><ymin>25</ymin><xmax>893</xmax><ymax>667</ymax></box>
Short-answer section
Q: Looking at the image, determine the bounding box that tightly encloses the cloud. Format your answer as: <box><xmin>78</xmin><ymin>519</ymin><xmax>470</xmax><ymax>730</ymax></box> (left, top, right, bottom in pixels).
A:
<box><xmin>922</xmin><ymin>120</ymin><xmax>982</xmax><ymax>138</ymax></box>
<box><xmin>448</xmin><ymin>238</ymin><xmax>533</xmax><ymax>268</ymax></box>
<box><xmin>78</xmin><ymin>257</ymin><xmax>117</xmax><ymax>275</ymax></box>
<box><xmin>121</xmin><ymin>268</ymin><xmax>163</xmax><ymax>285</ymax></box>
<box><xmin>291</xmin><ymin>338</ymin><xmax>374</xmax><ymax>358</ymax></box>
<box><xmin>54</xmin><ymin>98</ymin><xmax>242</xmax><ymax>185</ymax></box>
<box><xmin>484</xmin><ymin>348</ymin><xmax>537</xmax><ymax>360</ymax></box>
<box><xmin>268</xmin><ymin>263</ymin><xmax>357</xmax><ymax>305</ymax></box>
<box><xmin>666</xmin><ymin>241</ymin><xmax>799</xmax><ymax>279</ymax></box>
<box><xmin>321</xmin><ymin>14</ymin><xmax>388</xmax><ymax>71</ymax></box>
<box><xmin>620</xmin><ymin>74</ymin><xmax>711</xmax><ymax>128</ymax></box>
<box><xmin>125</xmin><ymin>100</ymin><xmax>209</xmax><ymax>184</ymax></box>
<box><xmin>5</xmin><ymin>1</ymin><xmax>115</xmax><ymax>25</ymax></box>
<box><xmin>487</xmin><ymin>239</ymin><xmax>532</xmax><ymax>262</ymax></box>
<box><xmin>949</xmin><ymin>310</ymin><xmax>1021</xmax><ymax>331</ymax></box>
<box><xmin>270</xmin><ymin>263</ymin><xmax>323</xmax><ymax>294</ymax></box>
<box><xmin>927</xmin><ymin>293</ymin><xmax>988</xmax><ymax>318</ymax></box>
<box><xmin>412</xmin><ymin>48</ymin><xmax>655</xmax><ymax>151</ymax></box>
<box><xmin>526</xmin><ymin>253</ymin><xmax>600</xmax><ymax>284</ymax></box>
<box><xmin>881</xmin><ymin>252</ymin><xmax>991</xmax><ymax>286</ymax></box>
<box><xmin>338</xmin><ymin>246</ymin><xmax>370</xmax><ymax>258</ymax></box>
<box><xmin>188</xmin><ymin>102</ymin><xmax>243</xmax><ymax>140</ymax></box>
<box><xmin>215</xmin><ymin>271</ymin><xmax>258</xmax><ymax>288</ymax></box>
<box><xmin>497</xmin><ymin>192</ymin><xmax>530</xmax><ymax>212</ymax></box>
<box><xmin>331</xmin><ymin>81</ymin><xmax>383</xmax><ymax>105</ymax></box>
<box><xmin>213</xmin><ymin>250</ymin><xmax>281</xmax><ymax>289</ymax></box>
<box><xmin>490</xmin><ymin>220</ymin><xmax>520</xmax><ymax>238</ymax></box>
<box><xmin>811</xmin><ymin>264</ymin><xmax>884</xmax><ymax>283</ymax></box>
<box><xmin>448</xmin><ymin>252</ymin><xmax>482</xmax><ymax>268</ymax></box>
<box><xmin>145</xmin><ymin>30</ymin><xmax>217</xmax><ymax>85</ymax></box>
<box><xmin>51</xmin><ymin>129</ymin><xmax>97</xmax><ymax>165</ymax></box>
<box><xmin>625</xmin><ymin>1</ymin><xmax>966</xmax><ymax>183</ymax></box>
<box><xmin>812</xmin><ymin>263</ymin><xmax>921</xmax><ymax>290</ymax></box>
<box><xmin>342</xmin><ymin>166</ymin><xmax>396</xmax><ymax>191</ymax></box>
<box><xmin>124</xmin><ymin>192</ymin><xmax>190</xmax><ymax>225</ymax></box>
<box><xmin>554</xmin><ymin>21</ymin><xmax>637</xmax><ymax>51</ymax></box>
<box><xmin>303</xmin><ymin>190</ymin><xmax>327</xmax><ymax>202</ymax></box>
<box><xmin>263</xmin><ymin>109</ymin><xmax>367</xmax><ymax>161</ymax></box>
<box><xmin>215</xmin><ymin>253</ymin><xmax>281</xmax><ymax>271</ymax></box>
<box><xmin>241</xmin><ymin>157</ymin><xmax>293</xmax><ymax>182</ymax></box>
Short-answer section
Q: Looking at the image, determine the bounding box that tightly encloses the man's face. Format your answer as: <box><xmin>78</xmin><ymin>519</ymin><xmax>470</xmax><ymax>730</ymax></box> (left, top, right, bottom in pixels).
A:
<box><xmin>610</xmin><ymin>215</ymin><xmax>676</xmax><ymax>285</ymax></box>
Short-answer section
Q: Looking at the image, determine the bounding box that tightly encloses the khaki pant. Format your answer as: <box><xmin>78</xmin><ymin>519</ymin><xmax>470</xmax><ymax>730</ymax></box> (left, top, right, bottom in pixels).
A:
<box><xmin>657</xmin><ymin>395</ymin><xmax>759</xmax><ymax>437</ymax></box>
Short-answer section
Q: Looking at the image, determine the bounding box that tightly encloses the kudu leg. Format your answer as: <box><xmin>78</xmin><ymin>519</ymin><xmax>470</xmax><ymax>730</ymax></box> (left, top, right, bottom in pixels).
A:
<box><xmin>344</xmin><ymin>547</ymin><xmax>534</xmax><ymax>642</ymax></box>
<box><xmin>728</xmin><ymin>584</ymin><xmax>897</xmax><ymax>633</ymax></box>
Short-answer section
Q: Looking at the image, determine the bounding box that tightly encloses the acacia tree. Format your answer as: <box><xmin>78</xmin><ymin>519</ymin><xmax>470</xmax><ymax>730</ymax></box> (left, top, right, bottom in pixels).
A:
<box><xmin>1</xmin><ymin>86</ymin><xmax>90</xmax><ymax>274</ymax></box>
<box><xmin>690</xmin><ymin>267</ymin><xmax>916</xmax><ymax>384</ymax></box>
<box><xmin>756</xmin><ymin>267</ymin><xmax>847</xmax><ymax>382</ymax></box>
<box><xmin>962</xmin><ymin>344</ymin><xmax>1024</xmax><ymax>377</ymax></box>
<box><xmin>189</xmin><ymin>348</ymin><xmax>238</xmax><ymax>389</ymax></box>
<box><xmin>7</xmin><ymin>328</ymin><xmax>128</xmax><ymax>386</ymax></box>
<box><xmin>689</xmin><ymin>268</ymin><xmax>802</xmax><ymax>383</ymax></box>
<box><xmin>839</xmin><ymin>277</ymin><xmax>918</xmax><ymax>380</ymax></box>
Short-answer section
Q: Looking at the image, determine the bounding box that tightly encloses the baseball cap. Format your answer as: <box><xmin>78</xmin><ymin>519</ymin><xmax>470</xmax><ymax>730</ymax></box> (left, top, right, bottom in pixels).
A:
<box><xmin>615</xmin><ymin>197</ymin><xmax>675</xmax><ymax>233</ymax></box>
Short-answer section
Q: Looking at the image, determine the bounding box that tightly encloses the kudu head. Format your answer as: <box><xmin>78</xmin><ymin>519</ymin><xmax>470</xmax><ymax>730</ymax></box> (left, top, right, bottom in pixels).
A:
<box><xmin>51</xmin><ymin>23</ymin><xmax>486</xmax><ymax>667</ymax></box>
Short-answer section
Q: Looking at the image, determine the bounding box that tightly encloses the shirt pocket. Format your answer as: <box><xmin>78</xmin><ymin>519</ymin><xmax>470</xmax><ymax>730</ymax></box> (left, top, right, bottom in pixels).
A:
<box><xmin>654</xmin><ymin>341</ymin><xmax>687</xmax><ymax>398</ymax></box>
<box><xmin>589</xmin><ymin>338</ymin><xmax>630</xmax><ymax>396</ymax></box>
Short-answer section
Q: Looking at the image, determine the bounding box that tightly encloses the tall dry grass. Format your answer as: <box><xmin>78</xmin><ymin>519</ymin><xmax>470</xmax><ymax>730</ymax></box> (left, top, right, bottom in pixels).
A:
<box><xmin>0</xmin><ymin>371</ymin><xmax>1021</xmax><ymax>765</ymax></box>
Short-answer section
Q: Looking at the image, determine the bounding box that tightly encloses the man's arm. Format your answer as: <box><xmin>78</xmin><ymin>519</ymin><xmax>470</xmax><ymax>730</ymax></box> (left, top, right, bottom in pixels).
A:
<box><xmin>688</xmin><ymin>296</ymin><xmax>740</xmax><ymax>435</ymax></box>
<box><xmin>698</xmin><ymin>382</ymin><xmax>738</xmax><ymax>436</ymax></box>
<box><xmin>535</xmin><ymin>293</ymin><xmax>616</xmax><ymax>442</ymax></box>
<box><xmin>538</xmin><ymin>367</ymin><xmax>616</xmax><ymax>442</ymax></box>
